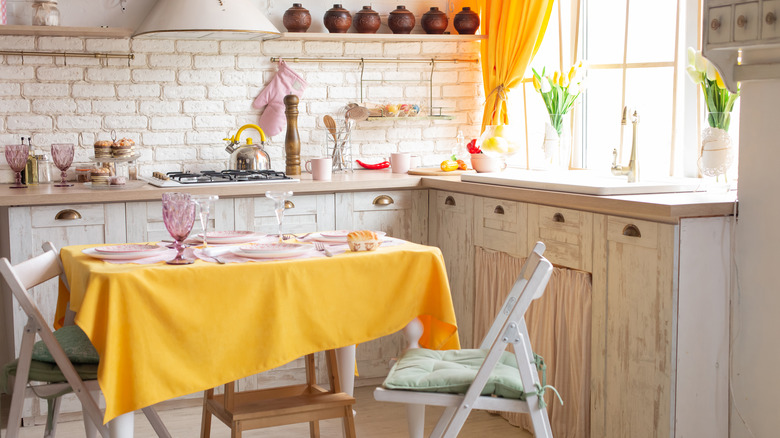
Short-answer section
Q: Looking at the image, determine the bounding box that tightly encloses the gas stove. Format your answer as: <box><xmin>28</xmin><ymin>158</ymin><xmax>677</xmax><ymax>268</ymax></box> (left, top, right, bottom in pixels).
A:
<box><xmin>144</xmin><ymin>170</ymin><xmax>299</xmax><ymax>187</ymax></box>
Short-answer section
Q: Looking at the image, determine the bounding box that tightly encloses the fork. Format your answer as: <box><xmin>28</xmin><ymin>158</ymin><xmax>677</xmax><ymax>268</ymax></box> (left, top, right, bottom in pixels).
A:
<box><xmin>313</xmin><ymin>241</ymin><xmax>333</xmax><ymax>257</ymax></box>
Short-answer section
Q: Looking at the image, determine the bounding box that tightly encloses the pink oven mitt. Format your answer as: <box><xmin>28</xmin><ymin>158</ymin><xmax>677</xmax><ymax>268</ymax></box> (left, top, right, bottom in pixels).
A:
<box><xmin>252</xmin><ymin>60</ymin><xmax>308</xmax><ymax>137</ymax></box>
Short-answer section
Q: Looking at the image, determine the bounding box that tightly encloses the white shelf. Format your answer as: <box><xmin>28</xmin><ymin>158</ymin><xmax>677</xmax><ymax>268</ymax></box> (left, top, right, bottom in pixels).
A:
<box><xmin>0</xmin><ymin>25</ymin><xmax>132</xmax><ymax>38</ymax></box>
<box><xmin>277</xmin><ymin>32</ymin><xmax>485</xmax><ymax>42</ymax></box>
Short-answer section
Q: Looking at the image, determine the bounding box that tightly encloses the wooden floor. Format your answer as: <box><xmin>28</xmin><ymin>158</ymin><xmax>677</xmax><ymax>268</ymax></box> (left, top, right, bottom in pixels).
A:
<box><xmin>1</xmin><ymin>386</ymin><xmax>532</xmax><ymax>437</ymax></box>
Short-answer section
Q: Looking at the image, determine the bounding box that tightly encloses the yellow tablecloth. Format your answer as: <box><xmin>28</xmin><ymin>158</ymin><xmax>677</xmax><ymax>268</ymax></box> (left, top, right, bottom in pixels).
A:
<box><xmin>56</xmin><ymin>242</ymin><xmax>459</xmax><ymax>423</ymax></box>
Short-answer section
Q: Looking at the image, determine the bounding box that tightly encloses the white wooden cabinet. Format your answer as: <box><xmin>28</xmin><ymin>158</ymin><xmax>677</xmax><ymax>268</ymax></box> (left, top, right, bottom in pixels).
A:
<box><xmin>0</xmin><ymin>203</ymin><xmax>127</xmax><ymax>424</ymax></box>
<box><xmin>125</xmin><ymin>198</ymin><xmax>235</xmax><ymax>242</ymax></box>
<box><xmin>335</xmin><ymin>190</ymin><xmax>428</xmax><ymax>244</ymax></box>
<box><xmin>428</xmin><ymin>190</ymin><xmax>475</xmax><ymax>348</ymax></box>
<box><xmin>233</xmin><ymin>194</ymin><xmax>335</xmax><ymax>234</ymax></box>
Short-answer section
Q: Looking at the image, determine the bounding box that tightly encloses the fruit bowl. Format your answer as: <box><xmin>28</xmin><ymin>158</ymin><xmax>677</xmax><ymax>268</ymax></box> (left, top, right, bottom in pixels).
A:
<box><xmin>477</xmin><ymin>124</ymin><xmax>521</xmax><ymax>158</ymax></box>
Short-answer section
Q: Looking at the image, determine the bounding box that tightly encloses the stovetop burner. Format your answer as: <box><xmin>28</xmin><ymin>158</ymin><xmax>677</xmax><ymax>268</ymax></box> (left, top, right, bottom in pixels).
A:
<box><xmin>146</xmin><ymin>169</ymin><xmax>298</xmax><ymax>187</ymax></box>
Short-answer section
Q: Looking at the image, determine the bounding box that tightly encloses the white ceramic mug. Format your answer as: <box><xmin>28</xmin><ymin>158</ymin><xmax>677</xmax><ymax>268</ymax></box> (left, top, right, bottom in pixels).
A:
<box><xmin>409</xmin><ymin>154</ymin><xmax>422</xmax><ymax>169</ymax></box>
<box><xmin>305</xmin><ymin>157</ymin><xmax>333</xmax><ymax>181</ymax></box>
<box><xmin>391</xmin><ymin>152</ymin><xmax>411</xmax><ymax>174</ymax></box>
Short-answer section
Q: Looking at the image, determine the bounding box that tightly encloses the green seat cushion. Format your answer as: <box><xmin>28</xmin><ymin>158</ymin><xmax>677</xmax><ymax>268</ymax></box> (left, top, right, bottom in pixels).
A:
<box><xmin>1</xmin><ymin>359</ymin><xmax>99</xmax><ymax>394</ymax></box>
<box><xmin>31</xmin><ymin>325</ymin><xmax>99</xmax><ymax>364</ymax></box>
<box><xmin>382</xmin><ymin>348</ymin><xmax>525</xmax><ymax>399</ymax></box>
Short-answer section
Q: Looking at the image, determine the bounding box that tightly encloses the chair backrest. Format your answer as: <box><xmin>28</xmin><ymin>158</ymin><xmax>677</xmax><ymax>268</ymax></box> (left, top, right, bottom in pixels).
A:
<box><xmin>479</xmin><ymin>242</ymin><xmax>552</xmax><ymax>349</ymax></box>
<box><xmin>0</xmin><ymin>242</ymin><xmax>67</xmax><ymax>335</ymax></box>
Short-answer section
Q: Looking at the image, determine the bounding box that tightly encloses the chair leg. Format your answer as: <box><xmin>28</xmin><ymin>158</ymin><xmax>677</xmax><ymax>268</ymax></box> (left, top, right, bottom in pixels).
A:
<box><xmin>200</xmin><ymin>389</ymin><xmax>214</xmax><ymax>438</ymax></box>
<box><xmin>305</xmin><ymin>353</ymin><xmax>320</xmax><ymax>438</ymax></box>
<box><xmin>83</xmin><ymin>390</ymin><xmax>101</xmax><ymax>438</ymax></box>
<box><xmin>430</xmin><ymin>405</ymin><xmax>457</xmax><ymax>438</ymax></box>
<box><xmin>342</xmin><ymin>405</ymin><xmax>357</xmax><ymax>438</ymax></box>
<box><xmin>7</xmin><ymin>324</ymin><xmax>37</xmax><ymax>438</ymax></box>
<box><xmin>309</xmin><ymin>420</ymin><xmax>320</xmax><ymax>438</ymax></box>
<box><xmin>44</xmin><ymin>397</ymin><xmax>62</xmax><ymax>438</ymax></box>
<box><xmin>406</xmin><ymin>404</ymin><xmax>425</xmax><ymax>438</ymax></box>
<box><xmin>142</xmin><ymin>406</ymin><xmax>172</xmax><ymax>438</ymax></box>
<box><xmin>231</xmin><ymin>421</ymin><xmax>242</xmax><ymax>438</ymax></box>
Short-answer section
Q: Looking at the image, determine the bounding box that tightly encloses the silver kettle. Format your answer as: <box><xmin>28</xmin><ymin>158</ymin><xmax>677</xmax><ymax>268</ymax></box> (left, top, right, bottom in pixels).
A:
<box><xmin>224</xmin><ymin>124</ymin><xmax>271</xmax><ymax>171</ymax></box>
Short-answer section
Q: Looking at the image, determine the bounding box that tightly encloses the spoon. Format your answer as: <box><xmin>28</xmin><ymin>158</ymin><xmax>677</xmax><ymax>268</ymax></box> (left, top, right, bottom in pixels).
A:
<box><xmin>323</xmin><ymin>115</ymin><xmax>338</xmax><ymax>142</ymax></box>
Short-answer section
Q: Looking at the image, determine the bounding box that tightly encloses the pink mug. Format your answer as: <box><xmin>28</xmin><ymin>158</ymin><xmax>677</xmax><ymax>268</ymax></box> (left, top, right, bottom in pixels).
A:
<box><xmin>305</xmin><ymin>157</ymin><xmax>333</xmax><ymax>181</ymax></box>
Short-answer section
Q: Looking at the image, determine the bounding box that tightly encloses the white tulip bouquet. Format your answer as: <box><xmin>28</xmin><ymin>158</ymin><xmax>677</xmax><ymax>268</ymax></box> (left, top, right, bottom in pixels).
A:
<box><xmin>532</xmin><ymin>62</ymin><xmax>586</xmax><ymax>136</ymax></box>
<box><xmin>686</xmin><ymin>47</ymin><xmax>739</xmax><ymax>131</ymax></box>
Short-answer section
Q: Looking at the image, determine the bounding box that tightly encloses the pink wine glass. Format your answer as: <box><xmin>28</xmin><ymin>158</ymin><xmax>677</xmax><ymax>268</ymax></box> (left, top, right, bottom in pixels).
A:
<box><xmin>51</xmin><ymin>143</ymin><xmax>74</xmax><ymax>187</ymax></box>
<box><xmin>162</xmin><ymin>192</ymin><xmax>196</xmax><ymax>265</ymax></box>
<box><xmin>4</xmin><ymin>144</ymin><xmax>29</xmax><ymax>189</ymax></box>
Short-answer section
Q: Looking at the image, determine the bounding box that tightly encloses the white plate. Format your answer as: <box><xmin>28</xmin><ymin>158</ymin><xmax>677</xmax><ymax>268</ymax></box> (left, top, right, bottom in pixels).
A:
<box><xmin>95</xmin><ymin>243</ymin><xmax>162</xmax><ymax>254</ymax></box>
<box><xmin>83</xmin><ymin>246</ymin><xmax>168</xmax><ymax>260</ymax></box>
<box><xmin>194</xmin><ymin>231</ymin><xmax>261</xmax><ymax>244</ymax></box>
<box><xmin>232</xmin><ymin>243</ymin><xmax>313</xmax><ymax>259</ymax></box>
<box><xmin>319</xmin><ymin>230</ymin><xmax>351</xmax><ymax>238</ymax></box>
<box><xmin>307</xmin><ymin>231</ymin><xmax>387</xmax><ymax>243</ymax></box>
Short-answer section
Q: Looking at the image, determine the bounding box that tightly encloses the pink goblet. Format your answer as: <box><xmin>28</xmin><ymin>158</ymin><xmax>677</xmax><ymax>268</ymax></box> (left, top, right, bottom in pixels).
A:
<box><xmin>51</xmin><ymin>143</ymin><xmax>74</xmax><ymax>187</ymax></box>
<box><xmin>162</xmin><ymin>192</ymin><xmax>196</xmax><ymax>265</ymax></box>
<box><xmin>4</xmin><ymin>144</ymin><xmax>29</xmax><ymax>189</ymax></box>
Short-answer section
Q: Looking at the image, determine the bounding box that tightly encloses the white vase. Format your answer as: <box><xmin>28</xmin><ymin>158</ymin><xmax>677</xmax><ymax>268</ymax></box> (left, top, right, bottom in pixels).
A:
<box><xmin>698</xmin><ymin>126</ymin><xmax>734</xmax><ymax>178</ymax></box>
<box><xmin>541</xmin><ymin>115</ymin><xmax>571</xmax><ymax>170</ymax></box>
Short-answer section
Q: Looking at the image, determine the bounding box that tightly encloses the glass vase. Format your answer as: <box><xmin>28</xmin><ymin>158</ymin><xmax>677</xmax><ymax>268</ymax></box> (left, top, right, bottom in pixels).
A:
<box><xmin>698</xmin><ymin>112</ymin><xmax>735</xmax><ymax>192</ymax></box>
<box><xmin>541</xmin><ymin>113</ymin><xmax>571</xmax><ymax>170</ymax></box>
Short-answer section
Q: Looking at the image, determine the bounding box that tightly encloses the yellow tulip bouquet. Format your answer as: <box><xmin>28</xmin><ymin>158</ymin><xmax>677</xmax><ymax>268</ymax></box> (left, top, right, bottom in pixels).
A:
<box><xmin>686</xmin><ymin>48</ymin><xmax>739</xmax><ymax>131</ymax></box>
<box><xmin>532</xmin><ymin>62</ymin><xmax>585</xmax><ymax>136</ymax></box>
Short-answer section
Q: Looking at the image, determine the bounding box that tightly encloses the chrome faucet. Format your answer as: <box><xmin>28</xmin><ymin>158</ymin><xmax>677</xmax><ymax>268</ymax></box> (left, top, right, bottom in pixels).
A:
<box><xmin>611</xmin><ymin>107</ymin><xmax>640</xmax><ymax>183</ymax></box>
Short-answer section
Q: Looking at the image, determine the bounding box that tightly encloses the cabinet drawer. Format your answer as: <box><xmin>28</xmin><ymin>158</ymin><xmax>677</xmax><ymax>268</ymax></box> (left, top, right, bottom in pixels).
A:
<box><xmin>708</xmin><ymin>5</ymin><xmax>733</xmax><ymax>44</ymax></box>
<box><xmin>249</xmin><ymin>194</ymin><xmax>334</xmax><ymax>234</ymax></box>
<box><xmin>734</xmin><ymin>2</ymin><xmax>759</xmax><ymax>41</ymax></box>
<box><xmin>474</xmin><ymin>197</ymin><xmax>526</xmax><ymax>255</ymax></box>
<box><xmin>606</xmin><ymin>216</ymin><xmax>658</xmax><ymax>249</ymax></box>
<box><xmin>351</xmin><ymin>191</ymin><xmax>412</xmax><ymax>212</ymax></box>
<box><xmin>529</xmin><ymin>205</ymin><xmax>593</xmax><ymax>271</ymax></box>
<box><xmin>31</xmin><ymin>204</ymin><xmax>110</xmax><ymax>228</ymax></box>
<box><xmin>762</xmin><ymin>1</ymin><xmax>780</xmax><ymax>39</ymax></box>
<box><xmin>434</xmin><ymin>191</ymin><xmax>468</xmax><ymax>215</ymax></box>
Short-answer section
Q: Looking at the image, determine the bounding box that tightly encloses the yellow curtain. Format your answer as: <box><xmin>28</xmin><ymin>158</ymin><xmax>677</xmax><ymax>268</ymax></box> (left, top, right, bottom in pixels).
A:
<box><xmin>479</xmin><ymin>0</ymin><xmax>554</xmax><ymax>131</ymax></box>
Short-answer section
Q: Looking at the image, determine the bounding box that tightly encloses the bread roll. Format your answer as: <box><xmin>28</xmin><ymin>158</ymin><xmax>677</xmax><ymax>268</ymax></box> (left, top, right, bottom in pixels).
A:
<box><xmin>347</xmin><ymin>230</ymin><xmax>380</xmax><ymax>252</ymax></box>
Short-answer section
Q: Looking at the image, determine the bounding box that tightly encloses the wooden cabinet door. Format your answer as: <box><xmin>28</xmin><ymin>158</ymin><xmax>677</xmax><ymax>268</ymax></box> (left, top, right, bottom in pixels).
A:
<box><xmin>335</xmin><ymin>190</ymin><xmax>428</xmax><ymax>244</ymax></box>
<box><xmin>592</xmin><ymin>215</ymin><xmax>676</xmax><ymax>438</ymax></box>
<box><xmin>234</xmin><ymin>194</ymin><xmax>335</xmax><ymax>234</ymax></box>
<box><xmin>473</xmin><ymin>196</ymin><xmax>527</xmax><ymax>256</ymax></box>
<box><xmin>428</xmin><ymin>190</ymin><xmax>475</xmax><ymax>348</ymax></box>
<box><xmin>528</xmin><ymin>204</ymin><xmax>593</xmax><ymax>272</ymax></box>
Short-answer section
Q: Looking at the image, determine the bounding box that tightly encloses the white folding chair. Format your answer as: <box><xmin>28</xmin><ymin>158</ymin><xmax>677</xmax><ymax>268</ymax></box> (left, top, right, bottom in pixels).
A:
<box><xmin>374</xmin><ymin>242</ymin><xmax>557</xmax><ymax>438</ymax></box>
<box><xmin>0</xmin><ymin>242</ymin><xmax>171</xmax><ymax>438</ymax></box>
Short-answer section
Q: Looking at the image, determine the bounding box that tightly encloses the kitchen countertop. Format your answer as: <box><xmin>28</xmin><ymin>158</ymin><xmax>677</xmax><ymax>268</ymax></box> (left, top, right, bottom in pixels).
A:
<box><xmin>0</xmin><ymin>170</ymin><xmax>737</xmax><ymax>224</ymax></box>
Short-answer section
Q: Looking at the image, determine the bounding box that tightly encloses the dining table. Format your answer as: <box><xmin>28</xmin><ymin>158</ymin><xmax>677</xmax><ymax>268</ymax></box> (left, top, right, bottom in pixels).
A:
<box><xmin>54</xmin><ymin>235</ymin><xmax>460</xmax><ymax>436</ymax></box>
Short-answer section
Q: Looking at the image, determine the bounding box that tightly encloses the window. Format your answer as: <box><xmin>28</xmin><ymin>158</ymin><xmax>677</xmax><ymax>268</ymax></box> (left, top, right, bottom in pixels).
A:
<box><xmin>508</xmin><ymin>0</ymin><xmax>736</xmax><ymax>178</ymax></box>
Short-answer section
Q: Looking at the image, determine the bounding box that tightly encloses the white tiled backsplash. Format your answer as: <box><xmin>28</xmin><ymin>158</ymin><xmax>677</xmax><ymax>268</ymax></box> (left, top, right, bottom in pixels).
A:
<box><xmin>0</xmin><ymin>35</ymin><xmax>484</xmax><ymax>182</ymax></box>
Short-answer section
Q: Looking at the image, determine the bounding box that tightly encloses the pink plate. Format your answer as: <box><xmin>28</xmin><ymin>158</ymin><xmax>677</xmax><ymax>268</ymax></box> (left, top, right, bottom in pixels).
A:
<box><xmin>95</xmin><ymin>244</ymin><xmax>162</xmax><ymax>254</ymax></box>
<box><xmin>319</xmin><ymin>230</ymin><xmax>351</xmax><ymax>238</ymax></box>
<box><xmin>195</xmin><ymin>230</ymin><xmax>260</xmax><ymax>244</ymax></box>
<box><xmin>234</xmin><ymin>243</ymin><xmax>312</xmax><ymax>259</ymax></box>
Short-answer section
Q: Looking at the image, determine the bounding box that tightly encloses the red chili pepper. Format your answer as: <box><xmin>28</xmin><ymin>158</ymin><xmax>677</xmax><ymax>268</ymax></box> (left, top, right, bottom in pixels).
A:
<box><xmin>356</xmin><ymin>159</ymin><xmax>390</xmax><ymax>170</ymax></box>
<box><xmin>467</xmin><ymin>138</ymin><xmax>481</xmax><ymax>154</ymax></box>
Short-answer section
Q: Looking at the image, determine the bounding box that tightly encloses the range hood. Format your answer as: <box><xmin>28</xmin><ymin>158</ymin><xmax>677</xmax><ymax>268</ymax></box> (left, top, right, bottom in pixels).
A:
<box><xmin>134</xmin><ymin>0</ymin><xmax>281</xmax><ymax>40</ymax></box>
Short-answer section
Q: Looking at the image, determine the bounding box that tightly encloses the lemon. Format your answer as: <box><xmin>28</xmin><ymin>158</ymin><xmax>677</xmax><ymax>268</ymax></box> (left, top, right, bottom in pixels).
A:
<box><xmin>482</xmin><ymin>136</ymin><xmax>509</xmax><ymax>154</ymax></box>
<box><xmin>493</xmin><ymin>125</ymin><xmax>508</xmax><ymax>138</ymax></box>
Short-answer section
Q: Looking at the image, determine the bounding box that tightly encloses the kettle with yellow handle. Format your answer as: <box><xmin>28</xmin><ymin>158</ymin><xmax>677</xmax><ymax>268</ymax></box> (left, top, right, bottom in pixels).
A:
<box><xmin>224</xmin><ymin>124</ymin><xmax>271</xmax><ymax>171</ymax></box>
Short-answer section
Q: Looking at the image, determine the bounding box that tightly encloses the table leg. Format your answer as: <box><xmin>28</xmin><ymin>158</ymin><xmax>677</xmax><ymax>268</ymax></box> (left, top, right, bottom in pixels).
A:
<box><xmin>334</xmin><ymin>345</ymin><xmax>356</xmax><ymax>397</ymax></box>
<box><xmin>108</xmin><ymin>411</ymin><xmax>134</xmax><ymax>438</ymax></box>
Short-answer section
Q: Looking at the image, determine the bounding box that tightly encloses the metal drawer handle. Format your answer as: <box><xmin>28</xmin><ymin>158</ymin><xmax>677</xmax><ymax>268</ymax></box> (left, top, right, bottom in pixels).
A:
<box><xmin>552</xmin><ymin>212</ymin><xmax>565</xmax><ymax>223</ymax></box>
<box><xmin>711</xmin><ymin>18</ymin><xmax>721</xmax><ymax>30</ymax></box>
<box><xmin>493</xmin><ymin>205</ymin><xmax>504</xmax><ymax>215</ymax></box>
<box><xmin>737</xmin><ymin>14</ymin><xmax>747</xmax><ymax>28</ymax></box>
<box><xmin>622</xmin><ymin>224</ymin><xmax>642</xmax><ymax>238</ymax></box>
<box><xmin>444</xmin><ymin>196</ymin><xmax>456</xmax><ymax>206</ymax></box>
<box><xmin>767</xmin><ymin>12</ymin><xmax>777</xmax><ymax>25</ymax></box>
<box><xmin>373</xmin><ymin>195</ymin><xmax>394</xmax><ymax>206</ymax></box>
<box><xmin>284</xmin><ymin>200</ymin><xmax>295</xmax><ymax>209</ymax></box>
<box><xmin>54</xmin><ymin>209</ymin><xmax>82</xmax><ymax>220</ymax></box>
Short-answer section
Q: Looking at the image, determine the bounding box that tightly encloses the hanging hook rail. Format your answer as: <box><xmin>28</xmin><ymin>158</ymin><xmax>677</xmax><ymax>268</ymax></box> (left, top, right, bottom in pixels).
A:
<box><xmin>270</xmin><ymin>56</ymin><xmax>477</xmax><ymax>63</ymax></box>
<box><xmin>0</xmin><ymin>50</ymin><xmax>134</xmax><ymax>60</ymax></box>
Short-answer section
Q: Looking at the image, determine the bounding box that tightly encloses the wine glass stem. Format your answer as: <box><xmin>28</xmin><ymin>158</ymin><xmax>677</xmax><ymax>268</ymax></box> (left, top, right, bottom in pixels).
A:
<box><xmin>60</xmin><ymin>170</ymin><xmax>67</xmax><ymax>185</ymax></box>
<box><xmin>201</xmin><ymin>212</ymin><xmax>209</xmax><ymax>247</ymax></box>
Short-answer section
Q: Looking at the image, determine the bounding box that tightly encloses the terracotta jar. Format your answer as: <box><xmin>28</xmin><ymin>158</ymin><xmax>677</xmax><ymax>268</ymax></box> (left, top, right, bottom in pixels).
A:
<box><xmin>353</xmin><ymin>5</ymin><xmax>381</xmax><ymax>34</ymax></box>
<box><xmin>454</xmin><ymin>6</ymin><xmax>480</xmax><ymax>34</ymax></box>
<box><xmin>283</xmin><ymin>3</ymin><xmax>312</xmax><ymax>33</ymax></box>
<box><xmin>323</xmin><ymin>4</ymin><xmax>352</xmax><ymax>33</ymax></box>
<box><xmin>421</xmin><ymin>6</ymin><xmax>448</xmax><ymax>34</ymax></box>
<box><xmin>388</xmin><ymin>5</ymin><xmax>415</xmax><ymax>34</ymax></box>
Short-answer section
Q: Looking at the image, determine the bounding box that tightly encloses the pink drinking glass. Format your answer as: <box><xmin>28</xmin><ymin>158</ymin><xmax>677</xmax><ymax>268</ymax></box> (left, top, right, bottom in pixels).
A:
<box><xmin>4</xmin><ymin>144</ymin><xmax>29</xmax><ymax>189</ymax></box>
<box><xmin>51</xmin><ymin>143</ymin><xmax>74</xmax><ymax>187</ymax></box>
<box><xmin>162</xmin><ymin>192</ymin><xmax>196</xmax><ymax>265</ymax></box>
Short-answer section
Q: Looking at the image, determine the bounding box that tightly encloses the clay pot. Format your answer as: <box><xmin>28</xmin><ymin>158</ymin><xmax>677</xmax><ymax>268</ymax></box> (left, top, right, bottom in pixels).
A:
<box><xmin>353</xmin><ymin>5</ymin><xmax>381</xmax><ymax>34</ymax></box>
<box><xmin>283</xmin><ymin>3</ymin><xmax>312</xmax><ymax>33</ymax></box>
<box><xmin>323</xmin><ymin>4</ymin><xmax>352</xmax><ymax>33</ymax></box>
<box><xmin>454</xmin><ymin>6</ymin><xmax>480</xmax><ymax>35</ymax></box>
<box><xmin>421</xmin><ymin>7</ymin><xmax>448</xmax><ymax>34</ymax></box>
<box><xmin>388</xmin><ymin>5</ymin><xmax>415</xmax><ymax>34</ymax></box>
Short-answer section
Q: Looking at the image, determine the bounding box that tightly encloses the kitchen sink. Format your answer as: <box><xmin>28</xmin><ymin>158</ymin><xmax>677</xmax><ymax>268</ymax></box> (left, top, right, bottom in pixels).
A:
<box><xmin>460</xmin><ymin>169</ymin><xmax>703</xmax><ymax>195</ymax></box>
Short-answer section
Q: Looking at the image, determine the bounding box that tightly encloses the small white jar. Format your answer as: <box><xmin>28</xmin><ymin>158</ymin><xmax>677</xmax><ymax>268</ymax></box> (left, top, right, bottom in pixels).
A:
<box><xmin>32</xmin><ymin>0</ymin><xmax>60</xmax><ymax>26</ymax></box>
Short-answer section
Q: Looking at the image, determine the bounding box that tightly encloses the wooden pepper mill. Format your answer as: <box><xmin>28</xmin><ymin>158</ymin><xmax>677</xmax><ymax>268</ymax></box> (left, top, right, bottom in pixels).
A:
<box><xmin>284</xmin><ymin>94</ymin><xmax>301</xmax><ymax>175</ymax></box>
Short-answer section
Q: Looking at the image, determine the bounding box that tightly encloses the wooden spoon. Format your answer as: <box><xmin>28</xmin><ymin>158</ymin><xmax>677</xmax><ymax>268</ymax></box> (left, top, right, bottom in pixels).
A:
<box><xmin>323</xmin><ymin>115</ymin><xmax>338</xmax><ymax>142</ymax></box>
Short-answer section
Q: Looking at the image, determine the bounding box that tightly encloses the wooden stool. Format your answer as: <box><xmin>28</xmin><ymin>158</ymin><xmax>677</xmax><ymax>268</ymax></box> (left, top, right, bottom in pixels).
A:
<box><xmin>200</xmin><ymin>350</ymin><xmax>356</xmax><ymax>438</ymax></box>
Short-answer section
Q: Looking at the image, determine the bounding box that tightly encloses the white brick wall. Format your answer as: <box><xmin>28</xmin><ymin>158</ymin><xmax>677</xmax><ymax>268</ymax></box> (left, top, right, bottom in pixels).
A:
<box><xmin>0</xmin><ymin>35</ymin><xmax>482</xmax><ymax>179</ymax></box>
